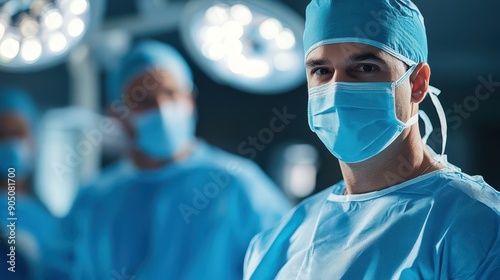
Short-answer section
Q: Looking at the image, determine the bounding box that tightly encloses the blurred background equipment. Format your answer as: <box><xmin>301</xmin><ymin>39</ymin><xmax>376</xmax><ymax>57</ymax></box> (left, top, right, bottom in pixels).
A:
<box><xmin>34</xmin><ymin>106</ymin><xmax>123</xmax><ymax>217</ymax></box>
<box><xmin>269</xmin><ymin>143</ymin><xmax>319</xmax><ymax>203</ymax></box>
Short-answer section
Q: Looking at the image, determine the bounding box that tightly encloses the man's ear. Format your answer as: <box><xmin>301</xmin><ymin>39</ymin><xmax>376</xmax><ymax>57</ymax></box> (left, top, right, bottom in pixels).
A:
<box><xmin>410</xmin><ymin>62</ymin><xmax>430</xmax><ymax>104</ymax></box>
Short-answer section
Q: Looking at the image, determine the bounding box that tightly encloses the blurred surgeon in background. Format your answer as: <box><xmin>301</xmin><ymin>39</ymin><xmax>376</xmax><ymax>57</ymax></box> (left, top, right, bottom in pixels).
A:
<box><xmin>66</xmin><ymin>40</ymin><xmax>290</xmax><ymax>279</ymax></box>
<box><xmin>0</xmin><ymin>229</ymin><xmax>30</xmax><ymax>279</ymax></box>
<box><xmin>0</xmin><ymin>87</ymin><xmax>69</xmax><ymax>279</ymax></box>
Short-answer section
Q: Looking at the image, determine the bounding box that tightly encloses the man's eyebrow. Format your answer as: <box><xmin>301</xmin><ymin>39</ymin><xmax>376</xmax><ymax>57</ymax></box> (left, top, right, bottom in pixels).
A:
<box><xmin>306</xmin><ymin>53</ymin><xmax>389</xmax><ymax>68</ymax></box>
<box><xmin>348</xmin><ymin>52</ymin><xmax>388</xmax><ymax>66</ymax></box>
<box><xmin>305</xmin><ymin>58</ymin><xmax>331</xmax><ymax>68</ymax></box>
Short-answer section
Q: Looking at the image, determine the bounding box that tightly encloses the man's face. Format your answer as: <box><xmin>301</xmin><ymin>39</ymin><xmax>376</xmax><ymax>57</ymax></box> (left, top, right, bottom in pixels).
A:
<box><xmin>119</xmin><ymin>70</ymin><xmax>194</xmax><ymax>139</ymax></box>
<box><xmin>0</xmin><ymin>113</ymin><xmax>31</xmax><ymax>141</ymax></box>
<box><xmin>305</xmin><ymin>43</ymin><xmax>414</xmax><ymax>122</ymax></box>
<box><xmin>122</xmin><ymin>70</ymin><xmax>193</xmax><ymax>114</ymax></box>
<box><xmin>0</xmin><ymin>113</ymin><xmax>34</xmax><ymax>160</ymax></box>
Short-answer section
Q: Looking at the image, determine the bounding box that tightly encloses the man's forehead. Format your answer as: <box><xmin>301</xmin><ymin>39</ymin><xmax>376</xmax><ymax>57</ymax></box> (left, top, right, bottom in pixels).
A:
<box><xmin>306</xmin><ymin>43</ymin><xmax>397</xmax><ymax>66</ymax></box>
<box><xmin>126</xmin><ymin>69</ymin><xmax>179</xmax><ymax>88</ymax></box>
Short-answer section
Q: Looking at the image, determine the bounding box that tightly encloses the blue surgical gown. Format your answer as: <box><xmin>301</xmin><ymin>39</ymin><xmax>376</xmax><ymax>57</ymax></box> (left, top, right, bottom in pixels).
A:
<box><xmin>66</xmin><ymin>141</ymin><xmax>290</xmax><ymax>279</ymax></box>
<box><xmin>244</xmin><ymin>167</ymin><xmax>500</xmax><ymax>280</ymax></box>
<box><xmin>0</xmin><ymin>233</ymin><xmax>30</xmax><ymax>280</ymax></box>
<box><xmin>0</xmin><ymin>194</ymin><xmax>70</xmax><ymax>279</ymax></box>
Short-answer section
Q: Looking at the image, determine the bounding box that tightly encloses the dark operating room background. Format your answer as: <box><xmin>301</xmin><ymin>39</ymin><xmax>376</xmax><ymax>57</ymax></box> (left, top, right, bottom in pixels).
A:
<box><xmin>1</xmin><ymin>0</ymin><xmax>499</xmax><ymax>211</ymax></box>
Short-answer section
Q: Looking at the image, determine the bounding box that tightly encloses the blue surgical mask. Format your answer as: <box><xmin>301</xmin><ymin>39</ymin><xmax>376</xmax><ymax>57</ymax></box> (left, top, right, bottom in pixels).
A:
<box><xmin>131</xmin><ymin>100</ymin><xmax>195</xmax><ymax>160</ymax></box>
<box><xmin>0</xmin><ymin>139</ymin><xmax>33</xmax><ymax>179</ymax></box>
<box><xmin>308</xmin><ymin>65</ymin><xmax>418</xmax><ymax>163</ymax></box>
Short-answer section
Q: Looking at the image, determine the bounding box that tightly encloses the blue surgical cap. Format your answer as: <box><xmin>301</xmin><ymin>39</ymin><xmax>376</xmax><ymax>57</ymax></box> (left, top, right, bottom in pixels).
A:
<box><xmin>303</xmin><ymin>0</ymin><xmax>428</xmax><ymax>65</ymax></box>
<box><xmin>108</xmin><ymin>40</ymin><xmax>193</xmax><ymax>103</ymax></box>
<box><xmin>0</xmin><ymin>87</ymin><xmax>38</xmax><ymax>129</ymax></box>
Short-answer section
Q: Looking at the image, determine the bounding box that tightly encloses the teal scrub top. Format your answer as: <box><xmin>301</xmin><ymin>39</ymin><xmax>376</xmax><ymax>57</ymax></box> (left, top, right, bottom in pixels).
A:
<box><xmin>244</xmin><ymin>167</ymin><xmax>500</xmax><ymax>280</ymax></box>
<box><xmin>66</xmin><ymin>141</ymin><xmax>290</xmax><ymax>279</ymax></box>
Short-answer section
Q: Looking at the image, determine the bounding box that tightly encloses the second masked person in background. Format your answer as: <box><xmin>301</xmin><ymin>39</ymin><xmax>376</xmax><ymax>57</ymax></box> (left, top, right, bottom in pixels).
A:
<box><xmin>65</xmin><ymin>40</ymin><xmax>290</xmax><ymax>279</ymax></box>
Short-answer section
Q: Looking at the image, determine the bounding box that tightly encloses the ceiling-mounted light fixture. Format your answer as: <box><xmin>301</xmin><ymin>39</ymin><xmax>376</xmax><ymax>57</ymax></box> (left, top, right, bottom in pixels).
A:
<box><xmin>0</xmin><ymin>0</ymin><xmax>99</xmax><ymax>72</ymax></box>
<box><xmin>180</xmin><ymin>0</ymin><xmax>305</xmax><ymax>94</ymax></box>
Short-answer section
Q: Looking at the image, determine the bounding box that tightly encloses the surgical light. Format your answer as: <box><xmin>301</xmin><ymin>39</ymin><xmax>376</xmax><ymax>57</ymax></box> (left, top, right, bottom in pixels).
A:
<box><xmin>259</xmin><ymin>18</ymin><xmax>281</xmax><ymax>40</ymax></box>
<box><xmin>275</xmin><ymin>29</ymin><xmax>295</xmax><ymax>50</ymax></box>
<box><xmin>44</xmin><ymin>10</ymin><xmax>63</xmax><ymax>30</ymax></box>
<box><xmin>0</xmin><ymin>22</ymin><xmax>5</xmax><ymax>39</ymax></box>
<box><xmin>67</xmin><ymin>18</ymin><xmax>85</xmax><ymax>37</ymax></box>
<box><xmin>205</xmin><ymin>5</ymin><xmax>229</xmax><ymax>25</ymax></box>
<box><xmin>222</xmin><ymin>21</ymin><xmax>244</xmax><ymax>39</ymax></box>
<box><xmin>244</xmin><ymin>59</ymin><xmax>269</xmax><ymax>78</ymax></box>
<box><xmin>181</xmin><ymin>0</ymin><xmax>305</xmax><ymax>94</ymax></box>
<box><xmin>48</xmin><ymin>32</ymin><xmax>67</xmax><ymax>53</ymax></box>
<box><xmin>19</xmin><ymin>16</ymin><xmax>40</xmax><ymax>37</ymax></box>
<box><xmin>69</xmin><ymin>0</ymin><xmax>88</xmax><ymax>15</ymax></box>
<box><xmin>0</xmin><ymin>0</ymin><xmax>94</xmax><ymax>72</ymax></box>
<box><xmin>230</xmin><ymin>4</ymin><xmax>252</xmax><ymax>25</ymax></box>
<box><xmin>274</xmin><ymin>52</ymin><xmax>297</xmax><ymax>72</ymax></box>
<box><xmin>0</xmin><ymin>37</ymin><xmax>20</xmax><ymax>61</ymax></box>
<box><xmin>20</xmin><ymin>38</ymin><xmax>43</xmax><ymax>62</ymax></box>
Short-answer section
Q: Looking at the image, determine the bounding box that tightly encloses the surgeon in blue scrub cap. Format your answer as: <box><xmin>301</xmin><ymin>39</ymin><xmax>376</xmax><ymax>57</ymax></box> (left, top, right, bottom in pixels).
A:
<box><xmin>66</xmin><ymin>40</ymin><xmax>290</xmax><ymax>279</ymax></box>
<box><xmin>244</xmin><ymin>1</ymin><xmax>500</xmax><ymax>279</ymax></box>
<box><xmin>0</xmin><ymin>87</ymin><xmax>70</xmax><ymax>279</ymax></box>
<box><xmin>0</xmin><ymin>88</ymin><xmax>36</xmax><ymax>181</ymax></box>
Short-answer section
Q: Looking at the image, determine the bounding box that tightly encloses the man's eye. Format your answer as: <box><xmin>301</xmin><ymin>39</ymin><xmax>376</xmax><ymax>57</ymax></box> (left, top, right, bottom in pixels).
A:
<box><xmin>312</xmin><ymin>68</ymin><xmax>331</xmax><ymax>76</ymax></box>
<box><xmin>357</xmin><ymin>64</ymin><xmax>379</xmax><ymax>72</ymax></box>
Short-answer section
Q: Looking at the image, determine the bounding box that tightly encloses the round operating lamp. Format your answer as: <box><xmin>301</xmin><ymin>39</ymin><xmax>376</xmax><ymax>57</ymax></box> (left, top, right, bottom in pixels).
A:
<box><xmin>180</xmin><ymin>0</ymin><xmax>305</xmax><ymax>94</ymax></box>
<box><xmin>0</xmin><ymin>0</ymin><xmax>102</xmax><ymax>72</ymax></box>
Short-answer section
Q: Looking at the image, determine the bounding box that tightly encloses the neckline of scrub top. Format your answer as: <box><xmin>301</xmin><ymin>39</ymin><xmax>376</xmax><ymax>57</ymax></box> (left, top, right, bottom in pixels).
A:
<box><xmin>125</xmin><ymin>140</ymin><xmax>206</xmax><ymax>182</ymax></box>
<box><xmin>327</xmin><ymin>168</ymin><xmax>453</xmax><ymax>202</ymax></box>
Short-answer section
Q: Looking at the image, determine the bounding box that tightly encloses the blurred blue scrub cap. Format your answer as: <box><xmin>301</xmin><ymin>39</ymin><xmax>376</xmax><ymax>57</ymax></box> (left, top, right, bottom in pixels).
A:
<box><xmin>304</xmin><ymin>0</ymin><xmax>428</xmax><ymax>65</ymax></box>
<box><xmin>108</xmin><ymin>40</ymin><xmax>194</xmax><ymax>103</ymax></box>
<box><xmin>0</xmin><ymin>87</ymin><xmax>38</xmax><ymax>129</ymax></box>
